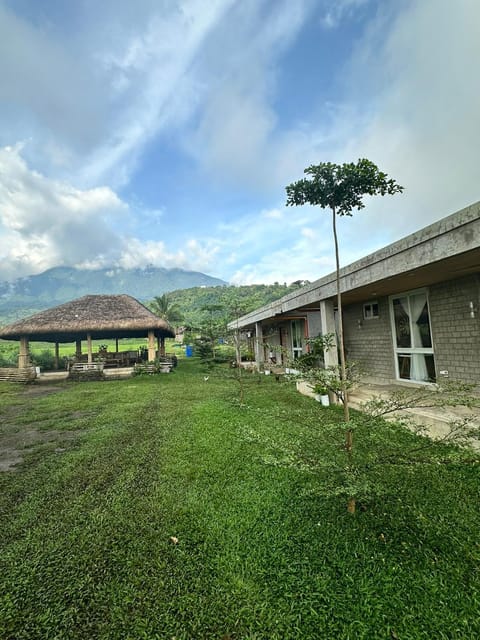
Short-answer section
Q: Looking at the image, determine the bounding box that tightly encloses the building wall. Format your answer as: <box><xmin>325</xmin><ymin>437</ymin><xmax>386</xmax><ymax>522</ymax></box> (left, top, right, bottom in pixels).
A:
<box><xmin>429</xmin><ymin>274</ymin><xmax>480</xmax><ymax>384</ymax></box>
<box><xmin>307</xmin><ymin>310</ymin><xmax>322</xmax><ymax>337</ymax></box>
<box><xmin>343</xmin><ymin>297</ymin><xmax>396</xmax><ymax>382</ymax></box>
<box><xmin>343</xmin><ymin>275</ymin><xmax>480</xmax><ymax>385</ymax></box>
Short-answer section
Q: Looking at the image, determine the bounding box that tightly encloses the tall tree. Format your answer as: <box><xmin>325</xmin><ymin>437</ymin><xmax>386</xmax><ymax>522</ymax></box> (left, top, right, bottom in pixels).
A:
<box><xmin>149</xmin><ymin>294</ymin><xmax>183</xmax><ymax>326</ymax></box>
<box><xmin>286</xmin><ymin>159</ymin><xmax>403</xmax><ymax>510</ymax></box>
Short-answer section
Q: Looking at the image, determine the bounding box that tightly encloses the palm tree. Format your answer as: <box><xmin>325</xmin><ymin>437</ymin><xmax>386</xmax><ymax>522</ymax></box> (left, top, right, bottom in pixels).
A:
<box><xmin>149</xmin><ymin>294</ymin><xmax>183</xmax><ymax>326</ymax></box>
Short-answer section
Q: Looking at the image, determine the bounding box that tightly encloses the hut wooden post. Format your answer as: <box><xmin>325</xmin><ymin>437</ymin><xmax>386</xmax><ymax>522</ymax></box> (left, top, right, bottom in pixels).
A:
<box><xmin>75</xmin><ymin>340</ymin><xmax>82</xmax><ymax>359</ymax></box>
<box><xmin>54</xmin><ymin>342</ymin><xmax>60</xmax><ymax>370</ymax></box>
<box><xmin>87</xmin><ymin>333</ymin><xmax>93</xmax><ymax>364</ymax></box>
<box><xmin>18</xmin><ymin>335</ymin><xmax>30</xmax><ymax>368</ymax></box>
<box><xmin>160</xmin><ymin>336</ymin><xmax>165</xmax><ymax>357</ymax></box>
<box><xmin>148</xmin><ymin>330</ymin><xmax>156</xmax><ymax>362</ymax></box>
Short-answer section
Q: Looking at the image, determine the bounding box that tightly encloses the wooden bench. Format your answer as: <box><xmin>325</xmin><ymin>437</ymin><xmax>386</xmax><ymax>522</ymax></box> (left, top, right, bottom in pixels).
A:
<box><xmin>70</xmin><ymin>362</ymin><xmax>105</xmax><ymax>372</ymax></box>
<box><xmin>134</xmin><ymin>361</ymin><xmax>173</xmax><ymax>374</ymax></box>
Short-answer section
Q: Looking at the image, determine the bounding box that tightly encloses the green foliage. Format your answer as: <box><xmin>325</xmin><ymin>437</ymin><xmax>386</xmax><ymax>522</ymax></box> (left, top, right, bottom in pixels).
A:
<box><xmin>30</xmin><ymin>349</ymin><xmax>56</xmax><ymax>371</ymax></box>
<box><xmin>148</xmin><ymin>294</ymin><xmax>183</xmax><ymax>325</ymax></box>
<box><xmin>0</xmin><ymin>342</ymin><xmax>18</xmax><ymax>366</ymax></box>
<box><xmin>285</xmin><ymin>158</ymin><xmax>404</xmax><ymax>215</ymax></box>
<box><xmin>286</xmin><ymin>158</ymin><xmax>404</xmax><ymax>428</ymax></box>
<box><xmin>288</xmin><ymin>333</ymin><xmax>360</xmax><ymax>403</ymax></box>
<box><xmin>166</xmin><ymin>282</ymin><xmax>300</xmax><ymax>330</ymax></box>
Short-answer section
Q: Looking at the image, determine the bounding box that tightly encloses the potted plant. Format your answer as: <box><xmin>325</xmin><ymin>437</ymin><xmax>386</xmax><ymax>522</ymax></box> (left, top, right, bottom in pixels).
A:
<box><xmin>313</xmin><ymin>383</ymin><xmax>330</xmax><ymax>406</ymax></box>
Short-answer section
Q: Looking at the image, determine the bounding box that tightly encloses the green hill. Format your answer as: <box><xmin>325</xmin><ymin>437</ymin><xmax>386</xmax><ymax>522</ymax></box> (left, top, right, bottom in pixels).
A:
<box><xmin>0</xmin><ymin>266</ymin><xmax>227</xmax><ymax>325</ymax></box>
<box><xmin>164</xmin><ymin>282</ymin><xmax>307</xmax><ymax>328</ymax></box>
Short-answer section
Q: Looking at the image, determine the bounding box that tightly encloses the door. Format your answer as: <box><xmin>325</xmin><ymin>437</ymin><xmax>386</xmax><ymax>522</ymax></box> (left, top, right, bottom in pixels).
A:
<box><xmin>291</xmin><ymin>319</ymin><xmax>304</xmax><ymax>360</ymax></box>
<box><xmin>390</xmin><ymin>289</ymin><xmax>436</xmax><ymax>382</ymax></box>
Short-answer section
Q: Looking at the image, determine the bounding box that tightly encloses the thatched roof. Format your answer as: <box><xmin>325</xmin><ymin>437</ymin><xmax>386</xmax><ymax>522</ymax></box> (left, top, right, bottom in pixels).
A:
<box><xmin>0</xmin><ymin>295</ymin><xmax>175</xmax><ymax>343</ymax></box>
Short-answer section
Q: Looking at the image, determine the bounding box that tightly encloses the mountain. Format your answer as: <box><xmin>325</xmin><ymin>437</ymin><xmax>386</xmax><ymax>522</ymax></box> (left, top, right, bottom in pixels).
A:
<box><xmin>0</xmin><ymin>266</ymin><xmax>227</xmax><ymax>324</ymax></box>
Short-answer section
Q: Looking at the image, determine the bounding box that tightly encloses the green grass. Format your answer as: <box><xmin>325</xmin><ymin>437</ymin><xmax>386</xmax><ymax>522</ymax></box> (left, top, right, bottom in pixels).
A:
<box><xmin>0</xmin><ymin>360</ymin><xmax>479</xmax><ymax>639</ymax></box>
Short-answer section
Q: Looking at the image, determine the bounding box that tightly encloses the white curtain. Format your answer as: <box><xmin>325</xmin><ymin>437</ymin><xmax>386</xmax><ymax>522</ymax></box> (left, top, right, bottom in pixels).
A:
<box><xmin>410</xmin><ymin>293</ymin><xmax>429</xmax><ymax>381</ymax></box>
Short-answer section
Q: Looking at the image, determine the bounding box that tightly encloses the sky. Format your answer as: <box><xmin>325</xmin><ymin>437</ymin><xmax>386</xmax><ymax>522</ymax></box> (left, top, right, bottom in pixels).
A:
<box><xmin>0</xmin><ymin>0</ymin><xmax>479</xmax><ymax>285</ymax></box>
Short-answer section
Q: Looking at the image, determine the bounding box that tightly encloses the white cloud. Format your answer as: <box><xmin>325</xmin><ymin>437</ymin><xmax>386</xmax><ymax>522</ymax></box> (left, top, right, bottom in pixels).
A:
<box><xmin>79</xmin><ymin>0</ymin><xmax>237</xmax><ymax>188</ymax></box>
<box><xmin>262</xmin><ymin>208</ymin><xmax>284</xmax><ymax>220</ymax></box>
<box><xmin>323</xmin><ymin>0</ymin><xmax>480</xmax><ymax>241</ymax></box>
<box><xmin>301</xmin><ymin>227</ymin><xmax>316</xmax><ymax>239</ymax></box>
<box><xmin>320</xmin><ymin>0</ymin><xmax>371</xmax><ymax>29</ymax></box>
<box><xmin>0</xmin><ymin>0</ymin><xmax>237</xmax><ymax>188</ymax></box>
<box><xmin>116</xmin><ymin>236</ymin><xmax>222</xmax><ymax>274</ymax></box>
<box><xmin>1</xmin><ymin>0</ymin><xmax>479</xmax><ymax>290</ymax></box>
<box><xmin>183</xmin><ymin>0</ymin><xmax>315</xmax><ymax>191</ymax></box>
<box><xmin>0</xmin><ymin>145</ymin><xmax>126</xmax><ymax>280</ymax></box>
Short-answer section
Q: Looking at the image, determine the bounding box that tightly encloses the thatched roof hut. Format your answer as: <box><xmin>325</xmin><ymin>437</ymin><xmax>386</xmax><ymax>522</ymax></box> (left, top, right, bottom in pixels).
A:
<box><xmin>0</xmin><ymin>295</ymin><xmax>175</xmax><ymax>371</ymax></box>
<box><xmin>0</xmin><ymin>294</ymin><xmax>175</xmax><ymax>342</ymax></box>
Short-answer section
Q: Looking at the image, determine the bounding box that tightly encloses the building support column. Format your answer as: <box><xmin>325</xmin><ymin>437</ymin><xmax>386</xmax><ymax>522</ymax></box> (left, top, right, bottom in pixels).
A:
<box><xmin>148</xmin><ymin>330</ymin><xmax>156</xmax><ymax>362</ymax></box>
<box><xmin>75</xmin><ymin>340</ymin><xmax>82</xmax><ymax>359</ymax></box>
<box><xmin>159</xmin><ymin>336</ymin><xmax>165</xmax><ymax>357</ymax></box>
<box><xmin>254</xmin><ymin>322</ymin><xmax>264</xmax><ymax>370</ymax></box>
<box><xmin>87</xmin><ymin>333</ymin><xmax>93</xmax><ymax>363</ymax></box>
<box><xmin>320</xmin><ymin>300</ymin><xmax>339</xmax><ymax>368</ymax></box>
<box><xmin>18</xmin><ymin>335</ymin><xmax>30</xmax><ymax>368</ymax></box>
<box><xmin>54</xmin><ymin>342</ymin><xmax>60</xmax><ymax>370</ymax></box>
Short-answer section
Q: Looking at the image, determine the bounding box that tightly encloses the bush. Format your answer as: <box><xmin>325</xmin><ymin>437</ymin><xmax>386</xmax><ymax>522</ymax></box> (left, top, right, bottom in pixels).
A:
<box><xmin>0</xmin><ymin>344</ymin><xmax>19</xmax><ymax>366</ymax></box>
<box><xmin>30</xmin><ymin>349</ymin><xmax>56</xmax><ymax>371</ymax></box>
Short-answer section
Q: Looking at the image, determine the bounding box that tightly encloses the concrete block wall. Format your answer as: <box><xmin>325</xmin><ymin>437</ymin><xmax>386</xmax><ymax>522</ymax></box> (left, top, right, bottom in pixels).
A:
<box><xmin>307</xmin><ymin>310</ymin><xmax>322</xmax><ymax>338</ymax></box>
<box><xmin>429</xmin><ymin>274</ymin><xmax>480</xmax><ymax>384</ymax></box>
<box><xmin>343</xmin><ymin>297</ymin><xmax>395</xmax><ymax>381</ymax></box>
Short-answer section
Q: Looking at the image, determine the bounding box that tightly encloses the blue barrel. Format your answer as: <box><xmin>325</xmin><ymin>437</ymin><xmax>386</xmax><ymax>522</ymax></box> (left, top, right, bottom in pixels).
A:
<box><xmin>185</xmin><ymin>345</ymin><xmax>193</xmax><ymax>357</ymax></box>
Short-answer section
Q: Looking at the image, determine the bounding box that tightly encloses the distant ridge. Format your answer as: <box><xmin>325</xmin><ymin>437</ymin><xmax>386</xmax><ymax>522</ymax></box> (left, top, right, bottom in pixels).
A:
<box><xmin>0</xmin><ymin>265</ymin><xmax>227</xmax><ymax>324</ymax></box>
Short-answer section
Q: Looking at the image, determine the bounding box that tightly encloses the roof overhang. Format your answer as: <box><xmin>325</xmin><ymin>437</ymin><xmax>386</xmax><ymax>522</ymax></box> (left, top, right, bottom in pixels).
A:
<box><xmin>229</xmin><ymin>201</ymin><xmax>480</xmax><ymax>330</ymax></box>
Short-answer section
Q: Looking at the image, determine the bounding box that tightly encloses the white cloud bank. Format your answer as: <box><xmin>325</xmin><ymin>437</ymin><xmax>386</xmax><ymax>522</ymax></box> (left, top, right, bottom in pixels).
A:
<box><xmin>0</xmin><ymin>144</ymin><xmax>223</xmax><ymax>280</ymax></box>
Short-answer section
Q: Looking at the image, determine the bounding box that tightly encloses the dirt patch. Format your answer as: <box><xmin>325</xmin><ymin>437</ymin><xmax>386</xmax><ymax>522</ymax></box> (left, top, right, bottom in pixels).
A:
<box><xmin>0</xmin><ymin>427</ymin><xmax>84</xmax><ymax>472</ymax></box>
<box><xmin>0</xmin><ymin>382</ymin><xmax>90</xmax><ymax>471</ymax></box>
<box><xmin>21</xmin><ymin>384</ymin><xmax>67</xmax><ymax>398</ymax></box>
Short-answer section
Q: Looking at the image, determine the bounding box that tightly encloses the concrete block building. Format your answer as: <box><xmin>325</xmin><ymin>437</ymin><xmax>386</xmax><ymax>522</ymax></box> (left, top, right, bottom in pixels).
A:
<box><xmin>228</xmin><ymin>201</ymin><xmax>480</xmax><ymax>386</ymax></box>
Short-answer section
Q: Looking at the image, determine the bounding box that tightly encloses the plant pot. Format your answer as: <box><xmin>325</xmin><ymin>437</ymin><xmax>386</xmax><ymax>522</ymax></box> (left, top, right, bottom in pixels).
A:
<box><xmin>315</xmin><ymin>393</ymin><xmax>329</xmax><ymax>406</ymax></box>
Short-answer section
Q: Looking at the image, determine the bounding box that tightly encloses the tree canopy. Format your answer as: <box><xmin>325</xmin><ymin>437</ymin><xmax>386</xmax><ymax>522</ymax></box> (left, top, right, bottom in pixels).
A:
<box><xmin>285</xmin><ymin>158</ymin><xmax>404</xmax><ymax>215</ymax></box>
<box><xmin>148</xmin><ymin>294</ymin><xmax>183</xmax><ymax>325</ymax></box>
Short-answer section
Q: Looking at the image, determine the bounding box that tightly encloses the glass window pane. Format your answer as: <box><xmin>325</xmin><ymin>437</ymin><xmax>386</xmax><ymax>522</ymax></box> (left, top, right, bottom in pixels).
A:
<box><xmin>393</xmin><ymin>297</ymin><xmax>411</xmax><ymax>348</ymax></box>
<box><xmin>410</xmin><ymin>293</ymin><xmax>432</xmax><ymax>348</ymax></box>
<box><xmin>411</xmin><ymin>353</ymin><xmax>436</xmax><ymax>382</ymax></box>
<box><xmin>398</xmin><ymin>354</ymin><xmax>411</xmax><ymax>379</ymax></box>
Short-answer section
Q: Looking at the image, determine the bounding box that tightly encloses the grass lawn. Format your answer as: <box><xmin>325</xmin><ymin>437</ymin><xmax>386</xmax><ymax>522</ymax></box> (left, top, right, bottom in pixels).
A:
<box><xmin>0</xmin><ymin>359</ymin><xmax>479</xmax><ymax>639</ymax></box>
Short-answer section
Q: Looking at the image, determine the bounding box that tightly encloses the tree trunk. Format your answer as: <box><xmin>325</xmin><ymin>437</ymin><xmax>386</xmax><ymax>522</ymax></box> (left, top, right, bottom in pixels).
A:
<box><xmin>234</xmin><ymin>323</ymin><xmax>242</xmax><ymax>368</ymax></box>
<box><xmin>332</xmin><ymin>208</ymin><xmax>350</xmax><ymax>423</ymax></box>
<box><xmin>332</xmin><ymin>208</ymin><xmax>355</xmax><ymax>515</ymax></box>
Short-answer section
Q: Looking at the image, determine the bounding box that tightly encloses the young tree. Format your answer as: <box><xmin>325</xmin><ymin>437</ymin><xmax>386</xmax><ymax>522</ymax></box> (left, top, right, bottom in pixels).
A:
<box><xmin>286</xmin><ymin>159</ymin><xmax>403</xmax><ymax>512</ymax></box>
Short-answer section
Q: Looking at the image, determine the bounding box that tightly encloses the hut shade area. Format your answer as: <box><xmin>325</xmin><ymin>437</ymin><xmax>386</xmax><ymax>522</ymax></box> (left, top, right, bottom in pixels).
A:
<box><xmin>0</xmin><ymin>295</ymin><xmax>175</xmax><ymax>343</ymax></box>
<box><xmin>0</xmin><ymin>295</ymin><xmax>175</xmax><ymax>370</ymax></box>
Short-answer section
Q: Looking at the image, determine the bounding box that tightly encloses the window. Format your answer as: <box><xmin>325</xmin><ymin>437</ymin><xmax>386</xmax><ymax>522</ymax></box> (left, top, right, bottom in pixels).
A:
<box><xmin>363</xmin><ymin>301</ymin><xmax>379</xmax><ymax>319</ymax></box>
<box><xmin>390</xmin><ymin>289</ymin><xmax>436</xmax><ymax>383</ymax></box>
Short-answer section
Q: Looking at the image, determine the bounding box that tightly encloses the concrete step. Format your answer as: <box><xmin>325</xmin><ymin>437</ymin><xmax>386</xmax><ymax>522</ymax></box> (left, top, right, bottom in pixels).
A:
<box><xmin>348</xmin><ymin>384</ymin><xmax>480</xmax><ymax>447</ymax></box>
